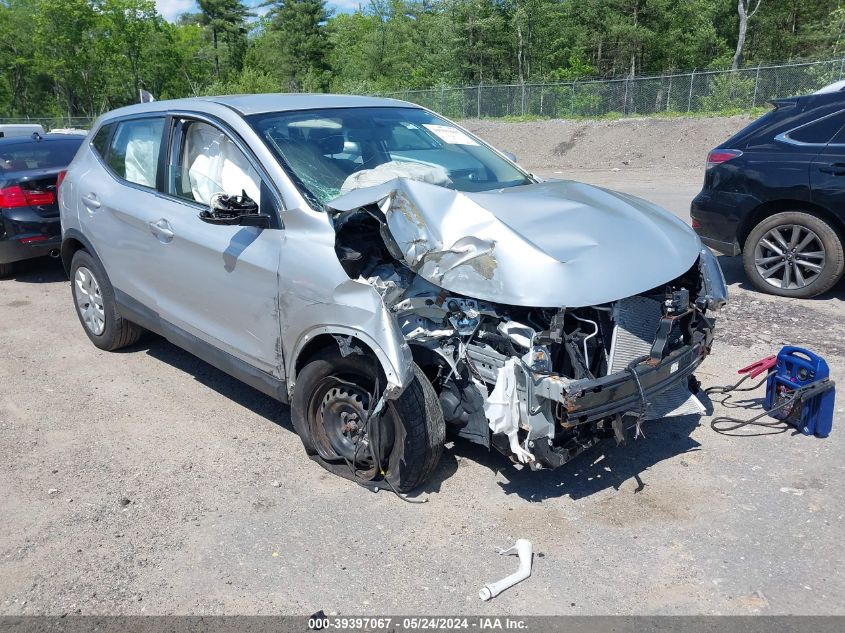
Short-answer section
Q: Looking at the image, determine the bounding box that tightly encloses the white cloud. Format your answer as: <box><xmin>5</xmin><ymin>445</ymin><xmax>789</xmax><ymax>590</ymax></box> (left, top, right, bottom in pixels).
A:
<box><xmin>155</xmin><ymin>0</ymin><xmax>196</xmax><ymax>22</ymax></box>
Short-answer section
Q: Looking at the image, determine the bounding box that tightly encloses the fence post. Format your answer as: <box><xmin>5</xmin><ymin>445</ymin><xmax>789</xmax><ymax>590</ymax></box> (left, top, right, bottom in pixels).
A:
<box><xmin>752</xmin><ymin>64</ymin><xmax>761</xmax><ymax>107</ymax></box>
<box><xmin>687</xmin><ymin>70</ymin><xmax>696</xmax><ymax>113</ymax></box>
<box><xmin>520</xmin><ymin>83</ymin><xmax>526</xmax><ymax>116</ymax></box>
<box><xmin>477</xmin><ymin>84</ymin><xmax>481</xmax><ymax>118</ymax></box>
<box><xmin>440</xmin><ymin>86</ymin><xmax>445</xmax><ymax>114</ymax></box>
<box><xmin>840</xmin><ymin>57</ymin><xmax>845</xmax><ymax>81</ymax></box>
<box><xmin>666</xmin><ymin>75</ymin><xmax>672</xmax><ymax>111</ymax></box>
<box><xmin>623</xmin><ymin>77</ymin><xmax>629</xmax><ymax>115</ymax></box>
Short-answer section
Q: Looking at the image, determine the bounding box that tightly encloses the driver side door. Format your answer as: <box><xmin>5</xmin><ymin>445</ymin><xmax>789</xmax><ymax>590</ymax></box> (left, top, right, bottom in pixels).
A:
<box><xmin>152</xmin><ymin>115</ymin><xmax>286</xmax><ymax>382</ymax></box>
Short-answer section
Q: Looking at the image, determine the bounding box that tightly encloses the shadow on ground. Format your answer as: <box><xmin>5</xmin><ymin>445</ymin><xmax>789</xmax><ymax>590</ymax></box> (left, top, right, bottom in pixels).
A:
<box><xmin>2</xmin><ymin>256</ymin><xmax>66</xmax><ymax>284</ymax></box>
<box><xmin>117</xmin><ymin>329</ymin><xmax>706</xmax><ymax>503</ymax></box>
<box><xmin>135</xmin><ymin>333</ymin><xmax>293</xmax><ymax>431</ymax></box>
<box><xmin>418</xmin><ymin>414</ymin><xmax>703</xmax><ymax>502</ymax></box>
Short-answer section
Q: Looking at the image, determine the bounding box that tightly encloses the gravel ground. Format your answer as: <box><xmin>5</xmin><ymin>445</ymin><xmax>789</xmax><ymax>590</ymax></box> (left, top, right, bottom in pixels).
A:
<box><xmin>1</xmin><ymin>117</ymin><xmax>844</xmax><ymax>616</ymax></box>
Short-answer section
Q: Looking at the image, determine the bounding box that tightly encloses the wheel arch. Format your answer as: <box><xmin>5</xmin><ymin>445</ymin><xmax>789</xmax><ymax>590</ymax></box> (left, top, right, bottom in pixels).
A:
<box><xmin>61</xmin><ymin>229</ymin><xmax>102</xmax><ymax>277</ymax></box>
<box><xmin>289</xmin><ymin>328</ymin><xmax>414</xmax><ymax>399</ymax></box>
<box><xmin>738</xmin><ymin>200</ymin><xmax>845</xmax><ymax>251</ymax></box>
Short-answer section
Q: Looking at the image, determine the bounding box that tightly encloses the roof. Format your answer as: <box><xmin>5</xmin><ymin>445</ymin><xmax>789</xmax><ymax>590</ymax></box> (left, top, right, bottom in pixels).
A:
<box><xmin>0</xmin><ymin>133</ymin><xmax>86</xmax><ymax>145</ymax></box>
<box><xmin>101</xmin><ymin>93</ymin><xmax>416</xmax><ymax>120</ymax></box>
<box><xmin>815</xmin><ymin>80</ymin><xmax>845</xmax><ymax>95</ymax></box>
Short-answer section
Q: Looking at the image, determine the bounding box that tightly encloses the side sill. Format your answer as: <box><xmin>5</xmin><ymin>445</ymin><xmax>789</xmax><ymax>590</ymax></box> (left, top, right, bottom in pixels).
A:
<box><xmin>114</xmin><ymin>289</ymin><xmax>288</xmax><ymax>404</ymax></box>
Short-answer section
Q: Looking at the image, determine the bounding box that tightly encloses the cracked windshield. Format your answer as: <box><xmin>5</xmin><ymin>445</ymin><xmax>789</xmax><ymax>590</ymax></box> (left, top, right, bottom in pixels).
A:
<box><xmin>248</xmin><ymin>107</ymin><xmax>531</xmax><ymax>205</ymax></box>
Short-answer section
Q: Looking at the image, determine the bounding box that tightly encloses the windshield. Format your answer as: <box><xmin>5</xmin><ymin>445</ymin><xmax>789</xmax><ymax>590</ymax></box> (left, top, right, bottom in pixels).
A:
<box><xmin>247</xmin><ymin>107</ymin><xmax>531</xmax><ymax>205</ymax></box>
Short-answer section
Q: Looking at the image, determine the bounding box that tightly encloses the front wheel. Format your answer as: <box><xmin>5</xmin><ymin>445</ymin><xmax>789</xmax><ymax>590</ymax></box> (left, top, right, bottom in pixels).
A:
<box><xmin>743</xmin><ymin>211</ymin><xmax>844</xmax><ymax>298</ymax></box>
<box><xmin>291</xmin><ymin>351</ymin><xmax>445</xmax><ymax>492</ymax></box>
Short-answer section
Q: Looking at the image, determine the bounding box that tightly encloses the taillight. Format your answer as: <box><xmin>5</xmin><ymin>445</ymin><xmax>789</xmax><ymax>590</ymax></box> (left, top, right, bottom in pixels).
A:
<box><xmin>0</xmin><ymin>184</ymin><xmax>55</xmax><ymax>208</ymax></box>
<box><xmin>56</xmin><ymin>170</ymin><xmax>67</xmax><ymax>191</ymax></box>
<box><xmin>706</xmin><ymin>148</ymin><xmax>743</xmax><ymax>169</ymax></box>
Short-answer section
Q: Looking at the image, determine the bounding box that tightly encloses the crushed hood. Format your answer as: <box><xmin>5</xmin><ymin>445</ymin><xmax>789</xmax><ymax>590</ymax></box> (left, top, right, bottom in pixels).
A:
<box><xmin>327</xmin><ymin>178</ymin><xmax>701</xmax><ymax>308</ymax></box>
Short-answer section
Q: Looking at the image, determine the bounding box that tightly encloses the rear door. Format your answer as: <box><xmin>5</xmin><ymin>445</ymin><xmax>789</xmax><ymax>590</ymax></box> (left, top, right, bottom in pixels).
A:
<box><xmin>809</xmin><ymin>110</ymin><xmax>845</xmax><ymax>214</ymax></box>
<box><xmin>76</xmin><ymin>116</ymin><xmax>168</xmax><ymax>309</ymax></box>
<box><xmin>151</xmin><ymin>115</ymin><xmax>284</xmax><ymax>378</ymax></box>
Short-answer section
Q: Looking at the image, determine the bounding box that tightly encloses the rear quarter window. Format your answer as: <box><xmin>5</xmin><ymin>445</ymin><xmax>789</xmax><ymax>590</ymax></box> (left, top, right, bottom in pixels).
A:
<box><xmin>785</xmin><ymin>109</ymin><xmax>845</xmax><ymax>145</ymax></box>
<box><xmin>91</xmin><ymin>124</ymin><xmax>114</xmax><ymax>158</ymax></box>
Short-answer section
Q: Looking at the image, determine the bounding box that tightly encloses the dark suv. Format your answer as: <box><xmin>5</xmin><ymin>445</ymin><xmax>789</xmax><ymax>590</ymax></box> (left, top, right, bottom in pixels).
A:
<box><xmin>692</xmin><ymin>89</ymin><xmax>845</xmax><ymax>298</ymax></box>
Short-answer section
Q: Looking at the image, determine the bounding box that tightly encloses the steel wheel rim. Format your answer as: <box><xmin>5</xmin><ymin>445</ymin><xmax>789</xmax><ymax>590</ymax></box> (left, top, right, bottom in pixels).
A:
<box><xmin>309</xmin><ymin>375</ymin><xmax>396</xmax><ymax>478</ymax></box>
<box><xmin>753</xmin><ymin>224</ymin><xmax>826</xmax><ymax>290</ymax></box>
<box><xmin>74</xmin><ymin>266</ymin><xmax>106</xmax><ymax>335</ymax></box>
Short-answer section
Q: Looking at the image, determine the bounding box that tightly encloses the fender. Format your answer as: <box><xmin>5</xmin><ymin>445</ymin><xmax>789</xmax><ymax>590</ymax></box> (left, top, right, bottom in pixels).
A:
<box><xmin>288</xmin><ymin>323</ymin><xmax>414</xmax><ymax>399</ymax></box>
<box><xmin>60</xmin><ymin>228</ymin><xmax>103</xmax><ymax>276</ymax></box>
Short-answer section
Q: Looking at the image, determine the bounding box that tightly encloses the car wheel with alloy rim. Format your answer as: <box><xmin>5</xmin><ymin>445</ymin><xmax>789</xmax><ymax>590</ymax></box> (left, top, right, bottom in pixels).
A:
<box><xmin>743</xmin><ymin>211</ymin><xmax>844</xmax><ymax>298</ymax></box>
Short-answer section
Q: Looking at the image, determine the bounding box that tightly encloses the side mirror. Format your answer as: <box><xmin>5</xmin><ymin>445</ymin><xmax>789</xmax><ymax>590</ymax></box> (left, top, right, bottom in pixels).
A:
<box><xmin>199</xmin><ymin>211</ymin><xmax>270</xmax><ymax>228</ymax></box>
<box><xmin>501</xmin><ymin>151</ymin><xmax>518</xmax><ymax>163</ymax></box>
<box><xmin>198</xmin><ymin>189</ymin><xmax>269</xmax><ymax>228</ymax></box>
<box><xmin>239</xmin><ymin>213</ymin><xmax>270</xmax><ymax>228</ymax></box>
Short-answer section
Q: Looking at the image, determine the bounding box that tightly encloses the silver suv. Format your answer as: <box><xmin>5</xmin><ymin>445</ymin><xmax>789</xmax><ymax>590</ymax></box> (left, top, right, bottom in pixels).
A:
<box><xmin>59</xmin><ymin>95</ymin><xmax>727</xmax><ymax>492</ymax></box>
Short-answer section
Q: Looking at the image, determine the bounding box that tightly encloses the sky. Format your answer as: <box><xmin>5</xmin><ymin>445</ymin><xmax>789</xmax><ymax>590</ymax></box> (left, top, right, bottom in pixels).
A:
<box><xmin>153</xmin><ymin>0</ymin><xmax>363</xmax><ymax>22</ymax></box>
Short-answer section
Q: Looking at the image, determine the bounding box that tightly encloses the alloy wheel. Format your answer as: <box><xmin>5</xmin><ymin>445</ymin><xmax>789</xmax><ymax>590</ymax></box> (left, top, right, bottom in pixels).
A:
<box><xmin>74</xmin><ymin>266</ymin><xmax>106</xmax><ymax>335</ymax></box>
<box><xmin>753</xmin><ymin>224</ymin><xmax>826</xmax><ymax>290</ymax></box>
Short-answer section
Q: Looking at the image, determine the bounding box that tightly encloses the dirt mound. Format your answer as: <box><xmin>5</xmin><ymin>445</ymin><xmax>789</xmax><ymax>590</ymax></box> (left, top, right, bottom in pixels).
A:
<box><xmin>460</xmin><ymin>115</ymin><xmax>756</xmax><ymax>172</ymax></box>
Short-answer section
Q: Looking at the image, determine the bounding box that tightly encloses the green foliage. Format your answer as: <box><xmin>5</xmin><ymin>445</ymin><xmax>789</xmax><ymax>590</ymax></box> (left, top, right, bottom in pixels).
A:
<box><xmin>696</xmin><ymin>72</ymin><xmax>756</xmax><ymax>111</ymax></box>
<box><xmin>250</xmin><ymin>0</ymin><xmax>331</xmax><ymax>92</ymax></box>
<box><xmin>0</xmin><ymin>0</ymin><xmax>842</xmax><ymax>120</ymax></box>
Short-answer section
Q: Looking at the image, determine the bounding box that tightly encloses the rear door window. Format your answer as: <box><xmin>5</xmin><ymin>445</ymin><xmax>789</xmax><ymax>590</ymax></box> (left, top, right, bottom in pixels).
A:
<box><xmin>106</xmin><ymin>118</ymin><xmax>165</xmax><ymax>188</ymax></box>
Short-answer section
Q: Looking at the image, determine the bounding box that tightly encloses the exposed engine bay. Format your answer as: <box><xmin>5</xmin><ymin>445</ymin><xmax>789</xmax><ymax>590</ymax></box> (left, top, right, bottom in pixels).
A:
<box><xmin>327</xmin><ymin>178</ymin><xmax>728</xmax><ymax>469</ymax></box>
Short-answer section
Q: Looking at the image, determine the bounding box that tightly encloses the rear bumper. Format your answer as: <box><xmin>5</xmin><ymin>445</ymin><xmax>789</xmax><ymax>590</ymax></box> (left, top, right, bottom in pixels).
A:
<box><xmin>690</xmin><ymin>190</ymin><xmax>756</xmax><ymax>256</ymax></box>
<box><xmin>0</xmin><ymin>208</ymin><xmax>60</xmax><ymax>264</ymax></box>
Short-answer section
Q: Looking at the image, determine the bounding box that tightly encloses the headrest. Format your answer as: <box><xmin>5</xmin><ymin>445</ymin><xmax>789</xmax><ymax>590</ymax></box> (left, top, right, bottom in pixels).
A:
<box><xmin>308</xmin><ymin>129</ymin><xmax>344</xmax><ymax>155</ymax></box>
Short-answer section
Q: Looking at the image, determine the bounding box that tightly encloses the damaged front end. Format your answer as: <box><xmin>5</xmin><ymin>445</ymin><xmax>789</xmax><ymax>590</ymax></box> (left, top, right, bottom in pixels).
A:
<box><xmin>327</xmin><ymin>177</ymin><xmax>727</xmax><ymax>470</ymax></box>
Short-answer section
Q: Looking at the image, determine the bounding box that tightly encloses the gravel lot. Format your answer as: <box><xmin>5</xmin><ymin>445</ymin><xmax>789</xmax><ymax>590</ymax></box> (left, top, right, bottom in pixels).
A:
<box><xmin>1</xmin><ymin>117</ymin><xmax>844</xmax><ymax>616</ymax></box>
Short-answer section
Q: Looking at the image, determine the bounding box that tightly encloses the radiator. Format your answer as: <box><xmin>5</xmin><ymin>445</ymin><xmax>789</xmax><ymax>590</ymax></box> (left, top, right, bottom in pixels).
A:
<box><xmin>608</xmin><ymin>296</ymin><xmax>704</xmax><ymax>419</ymax></box>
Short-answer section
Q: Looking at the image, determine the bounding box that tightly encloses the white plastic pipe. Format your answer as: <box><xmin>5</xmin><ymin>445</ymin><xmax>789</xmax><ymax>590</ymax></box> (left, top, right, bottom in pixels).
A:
<box><xmin>478</xmin><ymin>539</ymin><xmax>533</xmax><ymax>601</ymax></box>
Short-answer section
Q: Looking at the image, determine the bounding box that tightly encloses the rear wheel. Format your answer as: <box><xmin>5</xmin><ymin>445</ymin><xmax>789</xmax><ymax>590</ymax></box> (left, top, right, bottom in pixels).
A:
<box><xmin>291</xmin><ymin>351</ymin><xmax>445</xmax><ymax>492</ymax></box>
<box><xmin>70</xmin><ymin>250</ymin><xmax>143</xmax><ymax>350</ymax></box>
<box><xmin>743</xmin><ymin>211</ymin><xmax>844</xmax><ymax>298</ymax></box>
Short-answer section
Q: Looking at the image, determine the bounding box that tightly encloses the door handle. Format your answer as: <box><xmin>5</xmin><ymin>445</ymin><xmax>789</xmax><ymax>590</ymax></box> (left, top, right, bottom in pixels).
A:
<box><xmin>82</xmin><ymin>193</ymin><xmax>101</xmax><ymax>208</ymax></box>
<box><xmin>149</xmin><ymin>219</ymin><xmax>174</xmax><ymax>241</ymax></box>
<box><xmin>818</xmin><ymin>163</ymin><xmax>845</xmax><ymax>176</ymax></box>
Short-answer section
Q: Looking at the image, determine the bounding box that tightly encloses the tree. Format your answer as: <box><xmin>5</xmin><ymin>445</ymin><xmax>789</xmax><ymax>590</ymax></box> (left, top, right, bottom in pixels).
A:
<box><xmin>732</xmin><ymin>0</ymin><xmax>762</xmax><ymax>69</ymax></box>
<box><xmin>257</xmin><ymin>0</ymin><xmax>332</xmax><ymax>92</ymax></box>
<box><xmin>197</xmin><ymin>0</ymin><xmax>252</xmax><ymax>78</ymax></box>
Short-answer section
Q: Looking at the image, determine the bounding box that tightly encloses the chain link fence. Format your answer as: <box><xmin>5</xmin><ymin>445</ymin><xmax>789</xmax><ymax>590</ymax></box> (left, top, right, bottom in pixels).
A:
<box><xmin>0</xmin><ymin>116</ymin><xmax>94</xmax><ymax>131</ymax></box>
<box><xmin>379</xmin><ymin>57</ymin><xmax>845</xmax><ymax>120</ymax></box>
<box><xmin>5</xmin><ymin>58</ymin><xmax>845</xmax><ymax>128</ymax></box>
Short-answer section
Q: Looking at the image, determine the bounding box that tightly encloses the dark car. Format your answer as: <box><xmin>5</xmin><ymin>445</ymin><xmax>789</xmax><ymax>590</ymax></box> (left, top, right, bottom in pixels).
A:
<box><xmin>691</xmin><ymin>89</ymin><xmax>845</xmax><ymax>298</ymax></box>
<box><xmin>0</xmin><ymin>132</ymin><xmax>85</xmax><ymax>276</ymax></box>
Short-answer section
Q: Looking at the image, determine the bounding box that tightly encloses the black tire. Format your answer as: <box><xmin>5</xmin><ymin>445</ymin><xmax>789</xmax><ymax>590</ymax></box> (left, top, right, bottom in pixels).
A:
<box><xmin>70</xmin><ymin>250</ymin><xmax>143</xmax><ymax>351</ymax></box>
<box><xmin>291</xmin><ymin>350</ymin><xmax>445</xmax><ymax>492</ymax></box>
<box><xmin>743</xmin><ymin>211</ymin><xmax>844</xmax><ymax>299</ymax></box>
<box><xmin>0</xmin><ymin>262</ymin><xmax>12</xmax><ymax>278</ymax></box>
